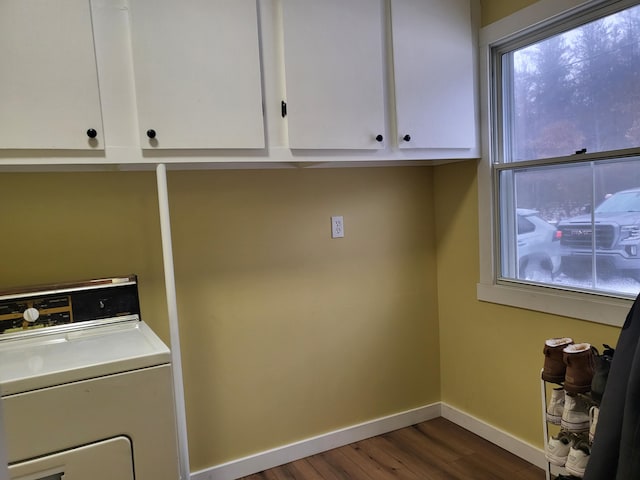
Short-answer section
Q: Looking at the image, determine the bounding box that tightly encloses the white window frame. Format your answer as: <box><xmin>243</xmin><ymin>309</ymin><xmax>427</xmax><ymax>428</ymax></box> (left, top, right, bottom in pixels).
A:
<box><xmin>477</xmin><ymin>0</ymin><xmax>640</xmax><ymax>327</ymax></box>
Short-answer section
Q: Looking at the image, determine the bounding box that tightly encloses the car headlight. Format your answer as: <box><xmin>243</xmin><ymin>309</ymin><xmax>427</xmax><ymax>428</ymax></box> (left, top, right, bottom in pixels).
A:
<box><xmin>621</xmin><ymin>225</ymin><xmax>640</xmax><ymax>241</ymax></box>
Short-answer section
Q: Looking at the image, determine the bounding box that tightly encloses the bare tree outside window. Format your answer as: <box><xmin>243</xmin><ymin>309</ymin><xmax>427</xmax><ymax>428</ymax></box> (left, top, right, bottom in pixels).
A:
<box><xmin>497</xmin><ymin>4</ymin><xmax>640</xmax><ymax>297</ymax></box>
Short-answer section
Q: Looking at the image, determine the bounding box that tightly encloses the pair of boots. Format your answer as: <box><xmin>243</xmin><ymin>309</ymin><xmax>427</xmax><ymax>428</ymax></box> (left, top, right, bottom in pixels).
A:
<box><xmin>542</xmin><ymin>338</ymin><xmax>596</xmax><ymax>393</ymax></box>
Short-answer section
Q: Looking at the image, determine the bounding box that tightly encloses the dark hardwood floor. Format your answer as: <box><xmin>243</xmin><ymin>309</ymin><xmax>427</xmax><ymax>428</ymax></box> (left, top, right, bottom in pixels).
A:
<box><xmin>239</xmin><ymin>417</ymin><xmax>545</xmax><ymax>480</ymax></box>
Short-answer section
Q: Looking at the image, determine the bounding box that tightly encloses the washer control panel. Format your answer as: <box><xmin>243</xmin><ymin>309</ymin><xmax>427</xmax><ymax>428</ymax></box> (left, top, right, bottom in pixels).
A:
<box><xmin>0</xmin><ymin>275</ymin><xmax>140</xmax><ymax>337</ymax></box>
<box><xmin>0</xmin><ymin>295</ymin><xmax>72</xmax><ymax>333</ymax></box>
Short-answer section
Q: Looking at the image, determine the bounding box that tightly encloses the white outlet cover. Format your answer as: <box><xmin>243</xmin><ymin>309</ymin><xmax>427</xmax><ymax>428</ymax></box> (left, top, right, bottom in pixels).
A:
<box><xmin>331</xmin><ymin>216</ymin><xmax>344</xmax><ymax>238</ymax></box>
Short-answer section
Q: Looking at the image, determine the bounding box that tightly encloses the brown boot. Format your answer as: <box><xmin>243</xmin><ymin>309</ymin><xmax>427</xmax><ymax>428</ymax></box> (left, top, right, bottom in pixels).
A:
<box><xmin>543</xmin><ymin>337</ymin><xmax>574</xmax><ymax>383</ymax></box>
<box><xmin>563</xmin><ymin>343</ymin><xmax>596</xmax><ymax>394</ymax></box>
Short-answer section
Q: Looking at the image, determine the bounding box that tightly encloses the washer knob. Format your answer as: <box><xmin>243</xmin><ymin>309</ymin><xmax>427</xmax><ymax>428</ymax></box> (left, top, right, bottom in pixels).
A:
<box><xmin>23</xmin><ymin>307</ymin><xmax>40</xmax><ymax>323</ymax></box>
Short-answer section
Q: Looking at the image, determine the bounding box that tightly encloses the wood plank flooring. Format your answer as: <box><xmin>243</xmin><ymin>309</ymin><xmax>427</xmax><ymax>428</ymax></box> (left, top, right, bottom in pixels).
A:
<box><xmin>239</xmin><ymin>417</ymin><xmax>545</xmax><ymax>480</ymax></box>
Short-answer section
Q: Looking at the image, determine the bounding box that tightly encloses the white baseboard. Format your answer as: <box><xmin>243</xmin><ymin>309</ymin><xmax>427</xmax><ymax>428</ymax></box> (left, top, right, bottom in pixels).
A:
<box><xmin>440</xmin><ymin>403</ymin><xmax>546</xmax><ymax>469</ymax></box>
<box><xmin>190</xmin><ymin>403</ymin><xmax>441</xmax><ymax>480</ymax></box>
<box><xmin>190</xmin><ymin>402</ymin><xmax>547</xmax><ymax>480</ymax></box>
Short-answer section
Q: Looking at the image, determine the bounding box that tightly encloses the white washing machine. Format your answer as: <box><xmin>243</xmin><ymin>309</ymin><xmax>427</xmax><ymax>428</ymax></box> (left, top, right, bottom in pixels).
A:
<box><xmin>0</xmin><ymin>276</ymin><xmax>180</xmax><ymax>480</ymax></box>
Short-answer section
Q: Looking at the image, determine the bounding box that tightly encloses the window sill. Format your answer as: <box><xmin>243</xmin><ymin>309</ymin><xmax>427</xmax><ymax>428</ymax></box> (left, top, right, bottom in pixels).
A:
<box><xmin>477</xmin><ymin>282</ymin><xmax>632</xmax><ymax>327</ymax></box>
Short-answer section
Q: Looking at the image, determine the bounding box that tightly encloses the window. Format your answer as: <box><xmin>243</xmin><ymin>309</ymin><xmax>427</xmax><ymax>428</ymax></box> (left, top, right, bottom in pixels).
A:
<box><xmin>493</xmin><ymin>1</ymin><xmax>640</xmax><ymax>300</ymax></box>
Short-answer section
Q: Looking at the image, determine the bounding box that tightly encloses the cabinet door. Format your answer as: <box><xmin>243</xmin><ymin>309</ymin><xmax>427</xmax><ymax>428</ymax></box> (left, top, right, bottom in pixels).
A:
<box><xmin>0</xmin><ymin>0</ymin><xmax>104</xmax><ymax>150</ymax></box>
<box><xmin>282</xmin><ymin>0</ymin><xmax>386</xmax><ymax>149</ymax></box>
<box><xmin>391</xmin><ymin>0</ymin><xmax>476</xmax><ymax>149</ymax></box>
<box><xmin>129</xmin><ymin>0</ymin><xmax>265</xmax><ymax>149</ymax></box>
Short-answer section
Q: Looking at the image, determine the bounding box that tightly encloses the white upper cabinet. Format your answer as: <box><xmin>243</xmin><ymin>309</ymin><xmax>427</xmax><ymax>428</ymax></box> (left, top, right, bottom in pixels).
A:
<box><xmin>282</xmin><ymin>0</ymin><xmax>387</xmax><ymax>150</ymax></box>
<box><xmin>128</xmin><ymin>0</ymin><xmax>265</xmax><ymax>149</ymax></box>
<box><xmin>0</xmin><ymin>0</ymin><xmax>104</xmax><ymax>150</ymax></box>
<box><xmin>390</xmin><ymin>0</ymin><xmax>476</xmax><ymax>150</ymax></box>
<box><xmin>0</xmin><ymin>0</ymin><xmax>478</xmax><ymax>163</ymax></box>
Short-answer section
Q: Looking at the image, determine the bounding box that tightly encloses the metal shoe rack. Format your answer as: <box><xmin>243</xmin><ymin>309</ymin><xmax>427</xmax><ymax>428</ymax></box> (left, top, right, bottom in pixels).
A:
<box><xmin>540</xmin><ymin>373</ymin><xmax>563</xmax><ymax>480</ymax></box>
<box><xmin>540</xmin><ymin>370</ymin><xmax>597</xmax><ymax>480</ymax></box>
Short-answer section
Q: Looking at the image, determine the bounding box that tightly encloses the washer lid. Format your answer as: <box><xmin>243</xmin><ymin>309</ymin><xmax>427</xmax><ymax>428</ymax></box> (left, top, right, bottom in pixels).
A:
<box><xmin>0</xmin><ymin>320</ymin><xmax>170</xmax><ymax>396</ymax></box>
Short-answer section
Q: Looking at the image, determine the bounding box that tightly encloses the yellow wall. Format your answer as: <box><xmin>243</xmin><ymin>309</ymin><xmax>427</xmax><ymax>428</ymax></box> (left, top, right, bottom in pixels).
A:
<box><xmin>0</xmin><ymin>172</ymin><xmax>170</xmax><ymax>340</ymax></box>
<box><xmin>168</xmin><ymin>168</ymin><xmax>440</xmax><ymax>467</ymax></box>
<box><xmin>0</xmin><ymin>167</ymin><xmax>440</xmax><ymax>470</ymax></box>
<box><xmin>433</xmin><ymin>161</ymin><xmax>620</xmax><ymax>448</ymax></box>
<box><xmin>480</xmin><ymin>0</ymin><xmax>539</xmax><ymax>26</ymax></box>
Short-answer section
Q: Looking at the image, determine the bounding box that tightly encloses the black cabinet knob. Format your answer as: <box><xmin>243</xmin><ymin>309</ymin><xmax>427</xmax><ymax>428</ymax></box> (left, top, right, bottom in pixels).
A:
<box><xmin>376</xmin><ymin>134</ymin><xmax>383</xmax><ymax>142</ymax></box>
<box><xmin>146</xmin><ymin>129</ymin><xmax>157</xmax><ymax>139</ymax></box>
<box><xmin>403</xmin><ymin>134</ymin><xmax>411</xmax><ymax>142</ymax></box>
<box><xmin>86</xmin><ymin>128</ymin><xmax>97</xmax><ymax>139</ymax></box>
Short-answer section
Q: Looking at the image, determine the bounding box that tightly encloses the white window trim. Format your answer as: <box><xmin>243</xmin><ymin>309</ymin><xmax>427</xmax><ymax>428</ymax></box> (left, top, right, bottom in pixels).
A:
<box><xmin>477</xmin><ymin>0</ymin><xmax>635</xmax><ymax>327</ymax></box>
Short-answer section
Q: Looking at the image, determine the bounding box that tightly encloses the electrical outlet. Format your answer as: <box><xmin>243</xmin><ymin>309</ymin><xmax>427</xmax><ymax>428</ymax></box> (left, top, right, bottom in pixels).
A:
<box><xmin>331</xmin><ymin>216</ymin><xmax>344</xmax><ymax>238</ymax></box>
